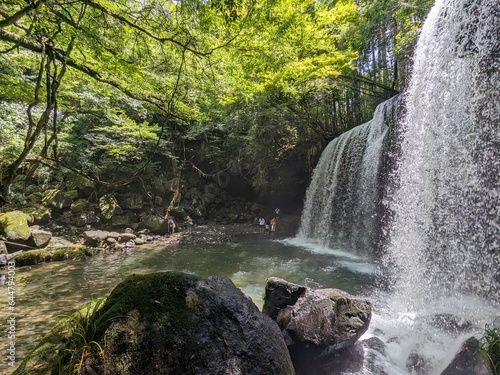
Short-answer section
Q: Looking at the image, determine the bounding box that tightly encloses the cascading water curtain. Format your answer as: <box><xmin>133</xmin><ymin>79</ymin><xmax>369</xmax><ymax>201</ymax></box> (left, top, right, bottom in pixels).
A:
<box><xmin>383</xmin><ymin>0</ymin><xmax>499</xmax><ymax>312</ymax></box>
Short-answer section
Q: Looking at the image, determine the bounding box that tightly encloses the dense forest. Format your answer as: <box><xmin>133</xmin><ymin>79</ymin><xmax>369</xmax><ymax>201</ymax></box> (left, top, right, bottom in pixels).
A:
<box><xmin>0</xmin><ymin>0</ymin><xmax>433</xmax><ymax>216</ymax></box>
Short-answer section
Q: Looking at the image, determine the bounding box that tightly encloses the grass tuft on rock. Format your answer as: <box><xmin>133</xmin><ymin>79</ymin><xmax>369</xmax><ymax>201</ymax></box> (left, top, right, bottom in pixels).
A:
<box><xmin>14</xmin><ymin>297</ymin><xmax>119</xmax><ymax>375</ymax></box>
<box><xmin>480</xmin><ymin>318</ymin><xmax>500</xmax><ymax>375</ymax></box>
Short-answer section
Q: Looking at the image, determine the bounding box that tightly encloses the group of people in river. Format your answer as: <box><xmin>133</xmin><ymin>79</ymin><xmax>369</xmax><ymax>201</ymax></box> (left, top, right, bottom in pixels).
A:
<box><xmin>165</xmin><ymin>207</ymin><xmax>281</xmax><ymax>236</ymax></box>
<box><xmin>256</xmin><ymin>208</ymin><xmax>280</xmax><ymax>235</ymax></box>
<box><xmin>165</xmin><ymin>215</ymin><xmax>193</xmax><ymax>234</ymax></box>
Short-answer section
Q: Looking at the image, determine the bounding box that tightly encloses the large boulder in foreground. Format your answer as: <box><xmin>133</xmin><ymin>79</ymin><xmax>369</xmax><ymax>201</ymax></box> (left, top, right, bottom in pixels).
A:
<box><xmin>100</xmin><ymin>273</ymin><xmax>294</xmax><ymax>374</ymax></box>
<box><xmin>263</xmin><ymin>277</ymin><xmax>371</xmax><ymax>355</ymax></box>
<box><xmin>16</xmin><ymin>272</ymin><xmax>294</xmax><ymax>375</ymax></box>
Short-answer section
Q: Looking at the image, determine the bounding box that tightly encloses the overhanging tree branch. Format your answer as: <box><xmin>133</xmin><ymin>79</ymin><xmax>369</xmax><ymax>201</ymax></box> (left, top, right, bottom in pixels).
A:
<box><xmin>0</xmin><ymin>28</ymin><xmax>172</xmax><ymax>114</ymax></box>
<box><xmin>81</xmin><ymin>0</ymin><xmax>242</xmax><ymax>56</ymax></box>
<box><xmin>0</xmin><ymin>0</ymin><xmax>45</xmax><ymax>28</ymax></box>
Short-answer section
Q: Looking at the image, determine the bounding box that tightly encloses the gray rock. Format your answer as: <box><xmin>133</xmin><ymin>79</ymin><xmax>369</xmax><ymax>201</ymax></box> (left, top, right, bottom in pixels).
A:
<box><xmin>263</xmin><ymin>277</ymin><xmax>371</xmax><ymax>354</ymax></box>
<box><xmin>439</xmin><ymin>337</ymin><xmax>493</xmax><ymax>375</ymax></box>
<box><xmin>82</xmin><ymin>230</ymin><xmax>110</xmax><ymax>246</ymax></box>
<box><xmin>30</xmin><ymin>229</ymin><xmax>52</xmax><ymax>248</ymax></box>
<box><xmin>133</xmin><ymin>238</ymin><xmax>146</xmax><ymax>245</ymax></box>
<box><xmin>106</xmin><ymin>232</ymin><xmax>121</xmax><ymax>240</ymax></box>
<box><xmin>407</xmin><ymin>351</ymin><xmax>431</xmax><ymax>375</ymax></box>
<box><xmin>118</xmin><ymin>233</ymin><xmax>136</xmax><ymax>242</ymax></box>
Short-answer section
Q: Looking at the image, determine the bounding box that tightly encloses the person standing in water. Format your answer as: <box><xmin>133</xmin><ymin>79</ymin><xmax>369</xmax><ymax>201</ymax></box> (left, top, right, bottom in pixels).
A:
<box><xmin>270</xmin><ymin>217</ymin><xmax>277</xmax><ymax>233</ymax></box>
<box><xmin>258</xmin><ymin>217</ymin><xmax>265</xmax><ymax>234</ymax></box>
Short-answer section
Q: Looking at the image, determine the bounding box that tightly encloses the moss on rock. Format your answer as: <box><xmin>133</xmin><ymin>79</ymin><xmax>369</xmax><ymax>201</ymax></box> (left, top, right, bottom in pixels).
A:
<box><xmin>70</xmin><ymin>198</ymin><xmax>93</xmax><ymax>214</ymax></box>
<box><xmin>99</xmin><ymin>194</ymin><xmax>121</xmax><ymax>220</ymax></box>
<box><xmin>14</xmin><ymin>250</ymin><xmax>48</xmax><ymax>266</ymax></box>
<box><xmin>22</xmin><ymin>206</ymin><xmax>52</xmax><ymax>224</ymax></box>
<box><xmin>14</xmin><ymin>247</ymin><xmax>96</xmax><ymax>266</ymax></box>
<box><xmin>0</xmin><ymin>211</ymin><xmax>32</xmax><ymax>241</ymax></box>
<box><xmin>41</xmin><ymin>189</ymin><xmax>73</xmax><ymax>209</ymax></box>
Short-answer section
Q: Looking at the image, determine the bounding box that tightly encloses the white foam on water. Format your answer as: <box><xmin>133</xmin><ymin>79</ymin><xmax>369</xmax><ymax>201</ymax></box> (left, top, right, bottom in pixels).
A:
<box><xmin>280</xmin><ymin>236</ymin><xmax>369</xmax><ymax>261</ymax></box>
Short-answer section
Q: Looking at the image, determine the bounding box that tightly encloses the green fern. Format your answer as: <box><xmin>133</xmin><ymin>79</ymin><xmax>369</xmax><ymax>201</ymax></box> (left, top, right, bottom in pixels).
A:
<box><xmin>51</xmin><ymin>296</ymin><xmax>116</xmax><ymax>374</ymax></box>
<box><xmin>480</xmin><ymin>318</ymin><xmax>500</xmax><ymax>375</ymax></box>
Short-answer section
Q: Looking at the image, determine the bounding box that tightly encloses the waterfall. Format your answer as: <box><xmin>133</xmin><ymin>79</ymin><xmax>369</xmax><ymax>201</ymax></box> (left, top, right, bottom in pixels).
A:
<box><xmin>295</xmin><ymin>0</ymin><xmax>498</xmax><ymax>373</ymax></box>
<box><xmin>298</xmin><ymin>95</ymin><xmax>401</xmax><ymax>253</ymax></box>
<box><xmin>384</xmin><ymin>0</ymin><xmax>499</xmax><ymax>311</ymax></box>
<box><xmin>372</xmin><ymin>0</ymin><xmax>499</xmax><ymax>373</ymax></box>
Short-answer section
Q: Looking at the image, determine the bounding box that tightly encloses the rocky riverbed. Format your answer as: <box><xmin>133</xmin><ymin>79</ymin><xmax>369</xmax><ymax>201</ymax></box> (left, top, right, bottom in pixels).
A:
<box><xmin>1</xmin><ymin>215</ymin><xmax>300</xmax><ymax>268</ymax></box>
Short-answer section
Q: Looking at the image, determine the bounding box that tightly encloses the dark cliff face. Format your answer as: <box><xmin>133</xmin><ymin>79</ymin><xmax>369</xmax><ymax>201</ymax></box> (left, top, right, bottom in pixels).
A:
<box><xmin>185</xmin><ymin>138</ymin><xmax>313</xmax><ymax>215</ymax></box>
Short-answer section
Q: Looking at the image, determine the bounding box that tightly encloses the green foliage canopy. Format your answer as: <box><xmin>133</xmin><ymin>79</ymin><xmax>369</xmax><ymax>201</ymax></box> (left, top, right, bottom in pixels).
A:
<box><xmin>0</xmin><ymin>0</ymin><xmax>435</xmax><ymax>196</ymax></box>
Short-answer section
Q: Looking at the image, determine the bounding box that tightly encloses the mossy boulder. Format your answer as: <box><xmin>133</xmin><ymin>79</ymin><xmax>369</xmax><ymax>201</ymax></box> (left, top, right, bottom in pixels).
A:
<box><xmin>97</xmin><ymin>272</ymin><xmax>294</xmax><ymax>375</ymax></box>
<box><xmin>70</xmin><ymin>198</ymin><xmax>93</xmax><ymax>214</ymax></box>
<box><xmin>99</xmin><ymin>194</ymin><xmax>122</xmax><ymax>220</ymax></box>
<box><xmin>116</xmin><ymin>192</ymin><xmax>144</xmax><ymax>210</ymax></box>
<box><xmin>138</xmin><ymin>213</ymin><xmax>169</xmax><ymax>234</ymax></box>
<box><xmin>16</xmin><ymin>272</ymin><xmax>294</xmax><ymax>375</ymax></box>
<box><xmin>41</xmin><ymin>189</ymin><xmax>73</xmax><ymax>209</ymax></box>
<box><xmin>66</xmin><ymin>189</ymin><xmax>79</xmax><ymax>200</ymax></box>
<box><xmin>26</xmin><ymin>191</ymin><xmax>44</xmax><ymax>204</ymax></box>
<box><xmin>65</xmin><ymin>172</ymin><xmax>95</xmax><ymax>194</ymax></box>
<box><xmin>22</xmin><ymin>206</ymin><xmax>52</xmax><ymax>225</ymax></box>
<box><xmin>0</xmin><ymin>211</ymin><xmax>32</xmax><ymax>242</ymax></box>
<box><xmin>74</xmin><ymin>211</ymin><xmax>101</xmax><ymax>227</ymax></box>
